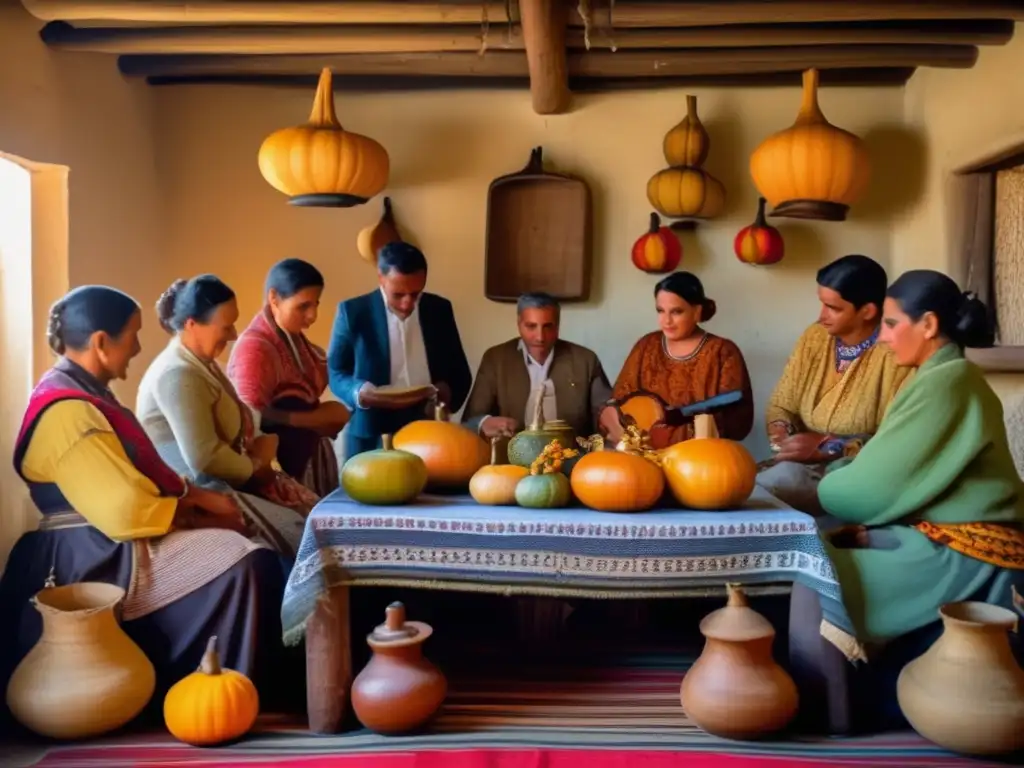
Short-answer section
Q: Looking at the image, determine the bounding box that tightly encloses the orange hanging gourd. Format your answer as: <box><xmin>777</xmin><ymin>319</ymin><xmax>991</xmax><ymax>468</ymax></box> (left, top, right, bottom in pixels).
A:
<box><xmin>734</xmin><ymin>198</ymin><xmax>785</xmax><ymax>266</ymax></box>
<box><xmin>258</xmin><ymin>68</ymin><xmax>390</xmax><ymax>207</ymax></box>
<box><xmin>570</xmin><ymin>450</ymin><xmax>665</xmax><ymax>513</ymax></box>
<box><xmin>660</xmin><ymin>415</ymin><xmax>757</xmax><ymax>510</ymax></box>
<box><xmin>749</xmin><ymin>68</ymin><xmax>870</xmax><ymax>222</ymax></box>
<box><xmin>163</xmin><ymin>636</ymin><xmax>259</xmax><ymax>746</ymax></box>
<box><xmin>393</xmin><ymin>403</ymin><xmax>491</xmax><ymax>489</ymax></box>
<box><xmin>632</xmin><ymin>212</ymin><xmax>682</xmax><ymax>274</ymax></box>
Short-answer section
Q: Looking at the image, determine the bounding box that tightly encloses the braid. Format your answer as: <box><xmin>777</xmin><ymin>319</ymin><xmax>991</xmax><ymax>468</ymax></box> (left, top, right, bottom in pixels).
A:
<box><xmin>46</xmin><ymin>301</ymin><xmax>66</xmax><ymax>355</ymax></box>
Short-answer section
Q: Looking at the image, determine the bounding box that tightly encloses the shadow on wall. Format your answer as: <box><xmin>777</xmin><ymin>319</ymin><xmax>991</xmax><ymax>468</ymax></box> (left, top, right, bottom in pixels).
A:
<box><xmin>855</xmin><ymin>124</ymin><xmax>930</xmax><ymax>223</ymax></box>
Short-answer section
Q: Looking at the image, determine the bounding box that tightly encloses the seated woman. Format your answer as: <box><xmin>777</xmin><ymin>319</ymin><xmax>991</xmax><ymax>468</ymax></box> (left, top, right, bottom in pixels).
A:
<box><xmin>0</xmin><ymin>286</ymin><xmax>297</xmax><ymax>723</ymax></box>
<box><xmin>757</xmin><ymin>255</ymin><xmax>911</xmax><ymax>516</ymax></box>
<box><xmin>137</xmin><ymin>276</ymin><xmax>317</xmax><ymax>557</ymax></box>
<box><xmin>789</xmin><ymin>270</ymin><xmax>1024</xmax><ymax>735</ymax></box>
<box><xmin>227</xmin><ymin>259</ymin><xmax>348</xmax><ymax>497</ymax></box>
<box><xmin>599</xmin><ymin>271</ymin><xmax>753</xmax><ymax>448</ymax></box>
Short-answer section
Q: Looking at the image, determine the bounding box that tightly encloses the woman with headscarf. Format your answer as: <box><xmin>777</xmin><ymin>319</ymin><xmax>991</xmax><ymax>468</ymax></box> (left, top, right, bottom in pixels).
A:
<box><xmin>227</xmin><ymin>259</ymin><xmax>348</xmax><ymax>497</ymax></box>
<box><xmin>598</xmin><ymin>271</ymin><xmax>754</xmax><ymax>448</ymax></box>
<box><xmin>136</xmin><ymin>275</ymin><xmax>315</xmax><ymax>558</ymax></box>
<box><xmin>0</xmin><ymin>286</ymin><xmax>297</xmax><ymax>725</ymax></box>
<box><xmin>789</xmin><ymin>270</ymin><xmax>1024</xmax><ymax>734</ymax></box>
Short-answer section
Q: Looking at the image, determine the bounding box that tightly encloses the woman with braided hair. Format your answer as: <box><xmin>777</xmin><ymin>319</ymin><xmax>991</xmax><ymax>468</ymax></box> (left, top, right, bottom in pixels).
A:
<box><xmin>0</xmin><ymin>286</ymin><xmax>300</xmax><ymax>732</ymax></box>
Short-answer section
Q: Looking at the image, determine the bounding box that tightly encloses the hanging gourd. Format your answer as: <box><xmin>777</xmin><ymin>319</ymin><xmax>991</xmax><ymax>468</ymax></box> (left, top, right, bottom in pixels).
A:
<box><xmin>356</xmin><ymin>197</ymin><xmax>403</xmax><ymax>265</ymax></box>
<box><xmin>660</xmin><ymin>415</ymin><xmax>757</xmax><ymax>510</ymax></box>
<box><xmin>749</xmin><ymin>68</ymin><xmax>870</xmax><ymax>222</ymax></box>
<box><xmin>258</xmin><ymin>68</ymin><xmax>390</xmax><ymax>207</ymax></box>
<box><xmin>631</xmin><ymin>212</ymin><xmax>682</xmax><ymax>274</ymax></box>
<box><xmin>163</xmin><ymin>636</ymin><xmax>260</xmax><ymax>746</ymax></box>
<box><xmin>646</xmin><ymin>95</ymin><xmax>725</xmax><ymax>227</ymax></box>
<box><xmin>734</xmin><ymin>198</ymin><xmax>785</xmax><ymax>266</ymax></box>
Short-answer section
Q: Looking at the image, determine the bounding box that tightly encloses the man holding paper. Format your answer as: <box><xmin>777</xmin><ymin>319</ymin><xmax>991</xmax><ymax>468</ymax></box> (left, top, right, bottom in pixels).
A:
<box><xmin>327</xmin><ymin>242</ymin><xmax>472</xmax><ymax>459</ymax></box>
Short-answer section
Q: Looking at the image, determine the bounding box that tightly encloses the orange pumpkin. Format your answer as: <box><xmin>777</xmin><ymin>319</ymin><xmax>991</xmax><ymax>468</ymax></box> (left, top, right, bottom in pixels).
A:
<box><xmin>632</xmin><ymin>212</ymin><xmax>682</xmax><ymax>274</ymax></box>
<box><xmin>647</xmin><ymin>167</ymin><xmax>725</xmax><ymax>221</ymax></box>
<box><xmin>258</xmin><ymin>68</ymin><xmax>389</xmax><ymax>207</ymax></box>
<box><xmin>749</xmin><ymin>68</ymin><xmax>870</xmax><ymax>222</ymax></box>
<box><xmin>393</xmin><ymin>404</ymin><xmax>490</xmax><ymax>489</ymax></box>
<box><xmin>570</xmin><ymin>450</ymin><xmax>665</xmax><ymax>513</ymax></box>
<box><xmin>469</xmin><ymin>438</ymin><xmax>529</xmax><ymax>506</ymax></box>
<box><xmin>661</xmin><ymin>415</ymin><xmax>756</xmax><ymax>510</ymax></box>
<box><xmin>163</xmin><ymin>636</ymin><xmax>259</xmax><ymax>746</ymax></box>
<box><xmin>734</xmin><ymin>198</ymin><xmax>785</xmax><ymax>266</ymax></box>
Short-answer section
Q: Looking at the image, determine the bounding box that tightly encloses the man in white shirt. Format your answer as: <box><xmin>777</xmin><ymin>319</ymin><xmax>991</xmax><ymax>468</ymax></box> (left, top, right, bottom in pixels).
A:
<box><xmin>326</xmin><ymin>242</ymin><xmax>472</xmax><ymax>458</ymax></box>
<box><xmin>463</xmin><ymin>292</ymin><xmax>612</xmax><ymax>440</ymax></box>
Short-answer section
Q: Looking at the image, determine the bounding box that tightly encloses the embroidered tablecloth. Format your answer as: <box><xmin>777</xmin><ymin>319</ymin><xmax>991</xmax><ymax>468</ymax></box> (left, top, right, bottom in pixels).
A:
<box><xmin>281</xmin><ymin>486</ymin><xmax>855</xmax><ymax>654</ymax></box>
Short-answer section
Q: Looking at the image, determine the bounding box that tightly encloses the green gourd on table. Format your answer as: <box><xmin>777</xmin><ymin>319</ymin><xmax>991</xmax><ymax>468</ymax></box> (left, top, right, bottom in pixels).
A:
<box><xmin>514</xmin><ymin>438</ymin><xmax>574</xmax><ymax>509</ymax></box>
<box><xmin>506</xmin><ymin>390</ymin><xmax>578</xmax><ymax>471</ymax></box>
<box><xmin>341</xmin><ymin>434</ymin><xmax>428</xmax><ymax>505</ymax></box>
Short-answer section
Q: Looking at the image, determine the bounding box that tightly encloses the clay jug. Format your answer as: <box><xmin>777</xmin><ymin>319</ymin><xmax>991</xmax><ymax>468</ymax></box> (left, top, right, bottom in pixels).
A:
<box><xmin>6</xmin><ymin>582</ymin><xmax>156</xmax><ymax>739</ymax></box>
<box><xmin>680</xmin><ymin>583</ymin><xmax>798</xmax><ymax>739</ymax></box>
<box><xmin>507</xmin><ymin>390</ymin><xmax>578</xmax><ymax>470</ymax></box>
<box><xmin>897</xmin><ymin>601</ymin><xmax>1024</xmax><ymax>755</ymax></box>
<box><xmin>351</xmin><ymin>601</ymin><xmax>447</xmax><ymax>734</ymax></box>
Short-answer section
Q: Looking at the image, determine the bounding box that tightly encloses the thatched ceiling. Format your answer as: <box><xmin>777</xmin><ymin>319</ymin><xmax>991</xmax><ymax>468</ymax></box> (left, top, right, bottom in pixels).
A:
<box><xmin>22</xmin><ymin>1</ymin><xmax>1024</xmax><ymax>114</ymax></box>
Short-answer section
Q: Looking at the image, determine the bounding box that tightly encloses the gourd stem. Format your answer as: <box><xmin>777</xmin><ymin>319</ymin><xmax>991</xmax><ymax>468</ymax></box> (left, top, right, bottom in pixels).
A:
<box><xmin>308</xmin><ymin>68</ymin><xmax>341</xmax><ymax>128</ymax></box>
<box><xmin>726</xmin><ymin>583</ymin><xmax>748</xmax><ymax>608</ymax></box>
<box><xmin>528</xmin><ymin>386</ymin><xmax>545</xmax><ymax>431</ymax></box>
<box><xmin>381</xmin><ymin>196</ymin><xmax>394</xmax><ymax>225</ymax></box>
<box><xmin>382</xmin><ymin>434</ymin><xmax>393</xmax><ymax>451</ymax></box>
<box><xmin>648</xmin><ymin>211</ymin><xmax>661</xmax><ymax>233</ymax></box>
<box><xmin>754</xmin><ymin>197</ymin><xmax>768</xmax><ymax>227</ymax></box>
<box><xmin>795</xmin><ymin>67</ymin><xmax>825</xmax><ymax>125</ymax></box>
<box><xmin>685</xmin><ymin>94</ymin><xmax>697</xmax><ymax>119</ymax></box>
<box><xmin>694</xmin><ymin>413</ymin><xmax>719</xmax><ymax>440</ymax></box>
<box><xmin>434</xmin><ymin>402</ymin><xmax>448</xmax><ymax>422</ymax></box>
<box><xmin>489</xmin><ymin>436</ymin><xmax>499</xmax><ymax>465</ymax></box>
<box><xmin>200</xmin><ymin>636</ymin><xmax>222</xmax><ymax>675</ymax></box>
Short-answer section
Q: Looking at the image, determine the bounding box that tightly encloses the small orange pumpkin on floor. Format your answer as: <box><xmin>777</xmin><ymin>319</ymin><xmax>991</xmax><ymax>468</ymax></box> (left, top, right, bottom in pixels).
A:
<box><xmin>163</xmin><ymin>636</ymin><xmax>259</xmax><ymax>746</ymax></box>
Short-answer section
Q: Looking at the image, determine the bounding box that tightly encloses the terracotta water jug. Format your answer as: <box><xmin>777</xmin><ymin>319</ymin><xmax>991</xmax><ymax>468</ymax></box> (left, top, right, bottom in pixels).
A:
<box><xmin>351</xmin><ymin>601</ymin><xmax>447</xmax><ymax>734</ymax></box>
<box><xmin>6</xmin><ymin>582</ymin><xmax>156</xmax><ymax>739</ymax></box>
<box><xmin>897</xmin><ymin>601</ymin><xmax>1024</xmax><ymax>756</ymax></box>
<box><xmin>680</xmin><ymin>583</ymin><xmax>798</xmax><ymax>739</ymax></box>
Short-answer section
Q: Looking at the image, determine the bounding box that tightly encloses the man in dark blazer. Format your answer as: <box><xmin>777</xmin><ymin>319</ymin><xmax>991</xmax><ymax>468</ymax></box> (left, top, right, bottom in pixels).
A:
<box><xmin>463</xmin><ymin>292</ymin><xmax>612</xmax><ymax>440</ymax></box>
<box><xmin>327</xmin><ymin>242</ymin><xmax>472</xmax><ymax>459</ymax></box>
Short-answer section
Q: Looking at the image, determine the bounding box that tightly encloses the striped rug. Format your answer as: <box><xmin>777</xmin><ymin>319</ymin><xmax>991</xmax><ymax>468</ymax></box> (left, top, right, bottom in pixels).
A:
<box><xmin>14</xmin><ymin>649</ymin><xmax>1011</xmax><ymax>768</ymax></box>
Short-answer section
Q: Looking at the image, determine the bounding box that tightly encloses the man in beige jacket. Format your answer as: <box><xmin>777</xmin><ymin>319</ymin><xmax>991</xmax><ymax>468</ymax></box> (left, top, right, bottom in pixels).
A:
<box><xmin>463</xmin><ymin>292</ymin><xmax>612</xmax><ymax>440</ymax></box>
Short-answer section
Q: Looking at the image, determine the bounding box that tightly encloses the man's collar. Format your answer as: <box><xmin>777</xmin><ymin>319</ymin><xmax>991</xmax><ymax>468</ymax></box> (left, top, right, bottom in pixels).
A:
<box><xmin>379</xmin><ymin>286</ymin><xmax>419</xmax><ymax>320</ymax></box>
<box><xmin>518</xmin><ymin>339</ymin><xmax>555</xmax><ymax>366</ymax></box>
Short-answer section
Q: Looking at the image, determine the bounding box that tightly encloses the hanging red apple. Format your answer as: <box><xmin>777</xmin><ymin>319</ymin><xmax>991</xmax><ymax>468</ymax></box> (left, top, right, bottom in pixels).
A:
<box><xmin>734</xmin><ymin>197</ymin><xmax>785</xmax><ymax>266</ymax></box>
<box><xmin>632</xmin><ymin>212</ymin><xmax>682</xmax><ymax>274</ymax></box>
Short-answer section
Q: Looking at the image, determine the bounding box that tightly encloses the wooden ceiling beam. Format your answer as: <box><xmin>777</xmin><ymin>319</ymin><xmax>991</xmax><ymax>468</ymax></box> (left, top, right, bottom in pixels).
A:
<box><xmin>37</xmin><ymin>19</ymin><xmax>1015</xmax><ymax>55</ymax></box>
<box><xmin>144</xmin><ymin>67</ymin><xmax>917</xmax><ymax>89</ymax></box>
<box><xmin>21</xmin><ymin>0</ymin><xmax>1024</xmax><ymax>26</ymax></box>
<box><xmin>519</xmin><ymin>0</ymin><xmax>570</xmax><ymax>114</ymax></box>
<box><xmin>116</xmin><ymin>44</ymin><xmax>978</xmax><ymax>79</ymax></box>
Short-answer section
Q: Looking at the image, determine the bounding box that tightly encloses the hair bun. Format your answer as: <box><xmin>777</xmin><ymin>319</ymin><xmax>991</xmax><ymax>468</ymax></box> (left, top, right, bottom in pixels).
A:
<box><xmin>702</xmin><ymin>298</ymin><xmax>717</xmax><ymax>323</ymax></box>
<box><xmin>46</xmin><ymin>301</ymin><xmax>66</xmax><ymax>355</ymax></box>
<box><xmin>955</xmin><ymin>291</ymin><xmax>995</xmax><ymax>349</ymax></box>
<box><xmin>155</xmin><ymin>279</ymin><xmax>188</xmax><ymax>334</ymax></box>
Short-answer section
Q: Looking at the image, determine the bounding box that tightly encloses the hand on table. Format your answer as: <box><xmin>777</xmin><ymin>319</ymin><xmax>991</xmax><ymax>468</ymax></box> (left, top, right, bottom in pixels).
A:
<box><xmin>481</xmin><ymin>416</ymin><xmax>518</xmax><ymax>439</ymax></box>
<box><xmin>598</xmin><ymin>406</ymin><xmax>624</xmax><ymax>443</ymax></box>
<box><xmin>774</xmin><ymin>431</ymin><xmax>828</xmax><ymax>463</ymax></box>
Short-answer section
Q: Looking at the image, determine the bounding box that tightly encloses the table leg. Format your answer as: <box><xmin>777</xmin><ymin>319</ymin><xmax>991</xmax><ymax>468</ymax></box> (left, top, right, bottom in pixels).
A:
<box><xmin>306</xmin><ymin>584</ymin><xmax>352</xmax><ymax>734</ymax></box>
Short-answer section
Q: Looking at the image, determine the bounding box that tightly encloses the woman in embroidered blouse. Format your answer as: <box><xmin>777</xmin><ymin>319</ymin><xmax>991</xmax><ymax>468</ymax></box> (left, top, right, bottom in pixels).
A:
<box><xmin>0</xmin><ymin>287</ymin><xmax>298</xmax><ymax>728</ymax></box>
<box><xmin>226</xmin><ymin>259</ymin><xmax>348</xmax><ymax>497</ymax></box>
<box><xmin>136</xmin><ymin>275</ymin><xmax>317</xmax><ymax>558</ymax></box>
<box><xmin>757</xmin><ymin>255</ymin><xmax>911</xmax><ymax>516</ymax></box>
<box><xmin>598</xmin><ymin>271</ymin><xmax>754</xmax><ymax>448</ymax></box>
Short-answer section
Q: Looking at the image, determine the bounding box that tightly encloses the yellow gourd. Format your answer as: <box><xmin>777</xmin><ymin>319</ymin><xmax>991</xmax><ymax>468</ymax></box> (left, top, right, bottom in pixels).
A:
<box><xmin>258</xmin><ymin>68</ymin><xmax>390</xmax><ymax>208</ymax></box>
<box><xmin>163</xmin><ymin>636</ymin><xmax>260</xmax><ymax>746</ymax></box>
<box><xmin>469</xmin><ymin>437</ymin><xmax>529</xmax><ymax>506</ymax></box>
<box><xmin>647</xmin><ymin>167</ymin><xmax>725</xmax><ymax>220</ymax></box>
<box><xmin>749</xmin><ymin>68</ymin><xmax>871</xmax><ymax>222</ymax></box>
<box><xmin>663</xmin><ymin>95</ymin><xmax>710</xmax><ymax>167</ymax></box>
<box><xmin>660</xmin><ymin>415</ymin><xmax>757</xmax><ymax>510</ymax></box>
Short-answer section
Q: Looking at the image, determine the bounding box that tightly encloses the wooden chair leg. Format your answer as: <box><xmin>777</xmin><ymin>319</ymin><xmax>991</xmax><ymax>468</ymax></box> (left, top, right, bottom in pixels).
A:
<box><xmin>306</xmin><ymin>585</ymin><xmax>352</xmax><ymax>734</ymax></box>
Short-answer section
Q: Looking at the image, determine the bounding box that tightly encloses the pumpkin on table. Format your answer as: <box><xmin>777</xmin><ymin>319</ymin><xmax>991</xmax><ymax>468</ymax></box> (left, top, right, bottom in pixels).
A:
<box><xmin>341</xmin><ymin>433</ymin><xmax>427</xmax><ymax>505</ymax></box>
<box><xmin>660</xmin><ymin>415</ymin><xmax>757</xmax><ymax>510</ymax></box>
<box><xmin>570</xmin><ymin>428</ymin><xmax>665</xmax><ymax>513</ymax></box>
<box><xmin>734</xmin><ymin>197</ymin><xmax>785</xmax><ymax>266</ymax></box>
<box><xmin>393</xmin><ymin>403</ymin><xmax>490</xmax><ymax>490</ymax></box>
<box><xmin>631</xmin><ymin>212</ymin><xmax>682</xmax><ymax>274</ymax></box>
<box><xmin>470</xmin><ymin>437</ymin><xmax>530</xmax><ymax>506</ymax></box>
<box><xmin>515</xmin><ymin>439</ymin><xmax>575</xmax><ymax>509</ymax></box>
<box><xmin>257</xmin><ymin>67</ymin><xmax>389</xmax><ymax>208</ymax></box>
<box><xmin>163</xmin><ymin>636</ymin><xmax>259</xmax><ymax>746</ymax></box>
<box><xmin>749</xmin><ymin>68</ymin><xmax>870</xmax><ymax>222</ymax></box>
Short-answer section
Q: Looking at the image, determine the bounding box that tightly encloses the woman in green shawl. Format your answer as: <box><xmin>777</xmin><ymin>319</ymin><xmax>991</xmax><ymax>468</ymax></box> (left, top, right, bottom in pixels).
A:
<box><xmin>789</xmin><ymin>270</ymin><xmax>1024</xmax><ymax>735</ymax></box>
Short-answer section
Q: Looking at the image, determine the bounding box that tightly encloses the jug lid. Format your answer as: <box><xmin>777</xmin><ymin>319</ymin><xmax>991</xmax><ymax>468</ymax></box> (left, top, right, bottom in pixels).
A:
<box><xmin>699</xmin><ymin>584</ymin><xmax>776</xmax><ymax>642</ymax></box>
<box><xmin>368</xmin><ymin>601</ymin><xmax>433</xmax><ymax>648</ymax></box>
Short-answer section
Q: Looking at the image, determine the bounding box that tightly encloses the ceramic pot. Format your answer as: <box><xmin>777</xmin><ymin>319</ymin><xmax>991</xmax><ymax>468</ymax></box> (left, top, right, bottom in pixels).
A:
<box><xmin>680</xmin><ymin>584</ymin><xmax>798</xmax><ymax>739</ymax></box>
<box><xmin>6</xmin><ymin>582</ymin><xmax>156</xmax><ymax>739</ymax></box>
<box><xmin>351</xmin><ymin>601</ymin><xmax>447</xmax><ymax>734</ymax></box>
<box><xmin>507</xmin><ymin>393</ymin><xmax>578</xmax><ymax>471</ymax></box>
<box><xmin>897</xmin><ymin>601</ymin><xmax>1024</xmax><ymax>755</ymax></box>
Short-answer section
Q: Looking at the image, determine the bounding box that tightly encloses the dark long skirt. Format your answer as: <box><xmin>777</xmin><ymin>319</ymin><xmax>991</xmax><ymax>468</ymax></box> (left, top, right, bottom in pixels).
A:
<box><xmin>789</xmin><ymin>571</ymin><xmax>1024</xmax><ymax>735</ymax></box>
<box><xmin>0</xmin><ymin>528</ymin><xmax>303</xmax><ymax>737</ymax></box>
